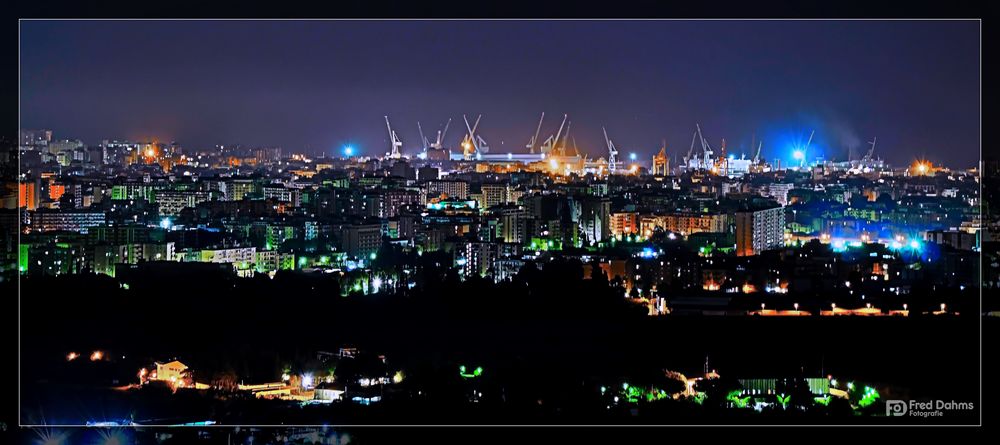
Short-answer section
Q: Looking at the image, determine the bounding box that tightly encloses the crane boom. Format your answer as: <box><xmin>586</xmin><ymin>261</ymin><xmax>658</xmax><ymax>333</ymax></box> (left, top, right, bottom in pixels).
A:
<box><xmin>417</xmin><ymin>122</ymin><xmax>429</xmax><ymax>149</ymax></box>
<box><xmin>384</xmin><ymin>116</ymin><xmax>402</xmax><ymax>158</ymax></box>
<box><xmin>462</xmin><ymin>114</ymin><xmax>477</xmax><ymax>149</ymax></box>
<box><xmin>561</xmin><ymin>121</ymin><xmax>572</xmax><ymax>155</ymax></box>
<box><xmin>696</xmin><ymin>123</ymin><xmax>711</xmax><ymax>153</ymax></box>
<box><xmin>685</xmin><ymin>129</ymin><xmax>697</xmax><ymax>165</ymax></box>
<box><xmin>436</xmin><ymin>118</ymin><xmax>452</xmax><ymax>149</ymax></box>
<box><xmin>603</xmin><ymin>126</ymin><xmax>619</xmax><ymax>174</ymax></box>
<box><xmin>552</xmin><ymin>114</ymin><xmax>568</xmax><ymax>152</ymax></box>
<box><xmin>528</xmin><ymin>112</ymin><xmax>545</xmax><ymax>153</ymax></box>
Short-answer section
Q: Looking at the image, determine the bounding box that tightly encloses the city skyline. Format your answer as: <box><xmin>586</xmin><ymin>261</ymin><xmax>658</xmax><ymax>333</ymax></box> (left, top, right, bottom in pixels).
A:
<box><xmin>12</xmin><ymin>16</ymin><xmax>988</xmax><ymax>433</ymax></box>
<box><xmin>20</xmin><ymin>20</ymin><xmax>980</xmax><ymax>167</ymax></box>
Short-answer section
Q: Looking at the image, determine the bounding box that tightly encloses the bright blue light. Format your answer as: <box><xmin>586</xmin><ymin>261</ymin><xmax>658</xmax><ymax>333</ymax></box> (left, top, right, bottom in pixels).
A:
<box><xmin>629</xmin><ymin>153</ymin><xmax>637</xmax><ymax>160</ymax></box>
<box><xmin>792</xmin><ymin>150</ymin><xmax>805</xmax><ymax>161</ymax></box>
<box><xmin>909</xmin><ymin>240</ymin><xmax>921</xmax><ymax>250</ymax></box>
<box><xmin>159</xmin><ymin>218</ymin><xmax>171</xmax><ymax>229</ymax></box>
<box><xmin>343</xmin><ymin>146</ymin><xmax>354</xmax><ymax>156</ymax></box>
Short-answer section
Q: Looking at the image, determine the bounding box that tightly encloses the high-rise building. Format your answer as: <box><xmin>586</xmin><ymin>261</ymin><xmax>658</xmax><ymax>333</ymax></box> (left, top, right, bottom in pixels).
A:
<box><xmin>262</xmin><ymin>185</ymin><xmax>302</xmax><ymax>207</ymax></box>
<box><xmin>579</xmin><ymin>197</ymin><xmax>611</xmax><ymax>244</ymax></box>
<box><xmin>610</xmin><ymin>212</ymin><xmax>639</xmax><ymax>237</ymax></box>
<box><xmin>155</xmin><ymin>190</ymin><xmax>212</xmax><ymax>217</ymax></box>
<box><xmin>390</xmin><ymin>161</ymin><xmax>416</xmax><ymax>180</ymax></box>
<box><xmin>28</xmin><ymin>210</ymin><xmax>106</xmax><ymax>233</ymax></box>
<box><xmin>417</xmin><ymin>166</ymin><xmax>439</xmax><ymax>182</ymax></box>
<box><xmin>494</xmin><ymin>205</ymin><xmax>526</xmax><ymax>244</ymax></box>
<box><xmin>735</xmin><ymin>204</ymin><xmax>785</xmax><ymax>256</ymax></box>
<box><xmin>48</xmin><ymin>182</ymin><xmax>66</xmax><ymax>201</ymax></box>
<box><xmin>641</xmin><ymin>212</ymin><xmax>728</xmax><ymax>237</ymax></box>
<box><xmin>341</xmin><ymin>223</ymin><xmax>382</xmax><ymax>259</ymax></box>
<box><xmin>364</xmin><ymin>189</ymin><xmax>420</xmax><ymax>219</ymax></box>
<box><xmin>457</xmin><ymin>241</ymin><xmax>497</xmax><ymax>278</ymax></box>
<box><xmin>19</xmin><ymin>129</ymin><xmax>52</xmax><ymax>147</ymax></box>
<box><xmin>221</xmin><ymin>179</ymin><xmax>257</xmax><ymax>201</ymax></box>
<box><xmin>426</xmin><ymin>180</ymin><xmax>468</xmax><ymax>200</ymax></box>
<box><xmin>763</xmin><ymin>183</ymin><xmax>795</xmax><ymax>206</ymax></box>
<box><xmin>19</xmin><ymin>181</ymin><xmax>39</xmax><ymax>210</ymax></box>
<box><xmin>480</xmin><ymin>183</ymin><xmax>510</xmax><ymax>209</ymax></box>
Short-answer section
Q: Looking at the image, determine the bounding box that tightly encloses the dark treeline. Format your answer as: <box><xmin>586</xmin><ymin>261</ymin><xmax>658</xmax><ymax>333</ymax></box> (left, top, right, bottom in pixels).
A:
<box><xmin>19</xmin><ymin>255</ymin><xmax>982</xmax><ymax>424</ymax></box>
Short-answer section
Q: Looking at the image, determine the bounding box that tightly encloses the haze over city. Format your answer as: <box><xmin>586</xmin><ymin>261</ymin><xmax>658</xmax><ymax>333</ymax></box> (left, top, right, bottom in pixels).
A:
<box><xmin>20</xmin><ymin>20</ymin><xmax>980</xmax><ymax>167</ymax></box>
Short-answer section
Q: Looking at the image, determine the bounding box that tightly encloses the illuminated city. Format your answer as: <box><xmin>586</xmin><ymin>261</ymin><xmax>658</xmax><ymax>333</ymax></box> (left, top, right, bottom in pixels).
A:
<box><xmin>5</xmin><ymin>17</ymin><xmax>992</xmax><ymax>442</ymax></box>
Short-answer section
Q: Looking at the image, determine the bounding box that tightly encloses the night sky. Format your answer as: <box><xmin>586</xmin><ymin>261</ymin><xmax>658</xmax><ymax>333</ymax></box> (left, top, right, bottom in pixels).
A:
<box><xmin>20</xmin><ymin>20</ymin><xmax>980</xmax><ymax>167</ymax></box>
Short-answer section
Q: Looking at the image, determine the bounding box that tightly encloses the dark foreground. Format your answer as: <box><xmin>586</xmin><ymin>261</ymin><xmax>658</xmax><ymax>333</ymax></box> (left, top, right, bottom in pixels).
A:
<box><xmin>17</xmin><ymin>273</ymin><xmax>984</xmax><ymax>426</ymax></box>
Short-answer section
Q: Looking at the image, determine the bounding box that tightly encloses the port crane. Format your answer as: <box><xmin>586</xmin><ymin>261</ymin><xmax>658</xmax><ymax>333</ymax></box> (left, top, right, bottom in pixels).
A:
<box><xmin>384</xmin><ymin>116</ymin><xmax>403</xmax><ymax>159</ymax></box>
<box><xmin>538</xmin><ymin>114</ymin><xmax>569</xmax><ymax>155</ymax></box>
<box><xmin>461</xmin><ymin>114</ymin><xmax>490</xmax><ymax>159</ymax></box>
<box><xmin>417</xmin><ymin>122</ymin><xmax>430</xmax><ymax>150</ymax></box>
<box><xmin>603</xmin><ymin>126</ymin><xmax>619</xmax><ymax>175</ymax></box>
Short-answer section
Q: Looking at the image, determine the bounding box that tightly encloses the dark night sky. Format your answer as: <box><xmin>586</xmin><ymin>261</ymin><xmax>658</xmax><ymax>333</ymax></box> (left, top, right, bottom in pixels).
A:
<box><xmin>20</xmin><ymin>20</ymin><xmax>980</xmax><ymax>167</ymax></box>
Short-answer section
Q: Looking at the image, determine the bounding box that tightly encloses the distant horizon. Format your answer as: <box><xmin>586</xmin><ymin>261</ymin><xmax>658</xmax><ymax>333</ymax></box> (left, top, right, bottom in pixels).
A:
<box><xmin>20</xmin><ymin>20</ymin><xmax>981</xmax><ymax>167</ymax></box>
<box><xmin>21</xmin><ymin>122</ymin><xmax>983</xmax><ymax>170</ymax></box>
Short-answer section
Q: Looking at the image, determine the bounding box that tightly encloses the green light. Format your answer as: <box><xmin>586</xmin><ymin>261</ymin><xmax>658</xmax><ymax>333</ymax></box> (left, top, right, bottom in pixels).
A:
<box><xmin>692</xmin><ymin>392</ymin><xmax>706</xmax><ymax>405</ymax></box>
<box><xmin>458</xmin><ymin>364</ymin><xmax>482</xmax><ymax>379</ymax></box>
<box><xmin>857</xmin><ymin>387</ymin><xmax>880</xmax><ymax>408</ymax></box>
<box><xmin>353</xmin><ymin>283</ymin><xmax>361</xmax><ymax>291</ymax></box>
<box><xmin>370</xmin><ymin>252</ymin><xmax>377</xmax><ymax>260</ymax></box>
<box><xmin>777</xmin><ymin>393</ymin><xmax>790</xmax><ymax>409</ymax></box>
<box><xmin>727</xmin><ymin>390</ymin><xmax>751</xmax><ymax>408</ymax></box>
<box><xmin>625</xmin><ymin>385</ymin><xmax>642</xmax><ymax>403</ymax></box>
